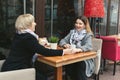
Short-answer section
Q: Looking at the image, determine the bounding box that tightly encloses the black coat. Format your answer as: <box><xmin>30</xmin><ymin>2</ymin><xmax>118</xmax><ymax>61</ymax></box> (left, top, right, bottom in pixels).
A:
<box><xmin>1</xmin><ymin>33</ymin><xmax>63</xmax><ymax>71</ymax></box>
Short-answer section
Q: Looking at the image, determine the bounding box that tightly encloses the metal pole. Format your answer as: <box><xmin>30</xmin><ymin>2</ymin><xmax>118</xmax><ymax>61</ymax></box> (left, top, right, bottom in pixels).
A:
<box><xmin>32</xmin><ymin>0</ymin><xmax>35</xmax><ymax>16</ymax></box>
<box><xmin>23</xmin><ymin>0</ymin><xmax>26</xmax><ymax>14</ymax></box>
<box><xmin>51</xmin><ymin>0</ymin><xmax>53</xmax><ymax>36</ymax></box>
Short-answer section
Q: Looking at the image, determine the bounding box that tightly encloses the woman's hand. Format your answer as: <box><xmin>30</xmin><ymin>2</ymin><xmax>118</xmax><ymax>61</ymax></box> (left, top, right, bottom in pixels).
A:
<box><xmin>63</xmin><ymin>49</ymin><xmax>72</xmax><ymax>55</ymax></box>
<box><xmin>63</xmin><ymin>48</ymin><xmax>83</xmax><ymax>55</ymax></box>
<box><xmin>63</xmin><ymin>44</ymin><xmax>71</xmax><ymax>49</ymax></box>
<box><xmin>72</xmin><ymin>48</ymin><xmax>83</xmax><ymax>53</ymax></box>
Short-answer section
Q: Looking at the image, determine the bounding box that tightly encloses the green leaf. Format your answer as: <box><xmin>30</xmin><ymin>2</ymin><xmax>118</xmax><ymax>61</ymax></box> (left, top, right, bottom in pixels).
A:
<box><xmin>48</xmin><ymin>36</ymin><xmax>59</xmax><ymax>43</ymax></box>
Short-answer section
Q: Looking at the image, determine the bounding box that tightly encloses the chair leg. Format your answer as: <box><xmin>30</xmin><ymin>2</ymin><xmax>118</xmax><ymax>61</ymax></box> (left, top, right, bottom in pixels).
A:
<box><xmin>97</xmin><ymin>72</ymin><xmax>99</xmax><ymax>80</ymax></box>
<box><xmin>113</xmin><ymin>61</ymin><xmax>116</xmax><ymax>75</ymax></box>
<box><xmin>100</xmin><ymin>59</ymin><xmax>104</xmax><ymax>74</ymax></box>
<box><xmin>94</xmin><ymin>74</ymin><xmax>97</xmax><ymax>80</ymax></box>
<box><xmin>103</xmin><ymin>59</ymin><xmax>106</xmax><ymax>71</ymax></box>
<box><xmin>94</xmin><ymin>72</ymin><xmax>100</xmax><ymax>80</ymax></box>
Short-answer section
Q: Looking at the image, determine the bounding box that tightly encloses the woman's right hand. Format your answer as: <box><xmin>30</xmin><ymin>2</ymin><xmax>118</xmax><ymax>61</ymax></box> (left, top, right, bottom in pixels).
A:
<box><xmin>63</xmin><ymin>49</ymin><xmax>73</xmax><ymax>55</ymax></box>
<box><xmin>63</xmin><ymin>44</ymin><xmax>71</xmax><ymax>49</ymax></box>
<box><xmin>63</xmin><ymin>48</ymin><xmax>82</xmax><ymax>55</ymax></box>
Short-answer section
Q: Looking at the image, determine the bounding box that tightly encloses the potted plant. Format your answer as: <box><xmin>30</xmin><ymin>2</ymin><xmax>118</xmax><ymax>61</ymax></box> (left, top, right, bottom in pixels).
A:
<box><xmin>48</xmin><ymin>36</ymin><xmax>59</xmax><ymax>49</ymax></box>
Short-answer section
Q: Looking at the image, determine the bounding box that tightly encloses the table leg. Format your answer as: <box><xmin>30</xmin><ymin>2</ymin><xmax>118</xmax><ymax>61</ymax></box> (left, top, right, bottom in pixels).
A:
<box><xmin>55</xmin><ymin>66</ymin><xmax>62</xmax><ymax>80</ymax></box>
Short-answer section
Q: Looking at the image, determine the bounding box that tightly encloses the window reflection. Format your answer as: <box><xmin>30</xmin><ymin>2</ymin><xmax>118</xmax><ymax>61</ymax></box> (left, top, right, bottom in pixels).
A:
<box><xmin>109</xmin><ymin>0</ymin><xmax>119</xmax><ymax>35</ymax></box>
<box><xmin>0</xmin><ymin>0</ymin><xmax>35</xmax><ymax>58</ymax></box>
<box><xmin>45</xmin><ymin>0</ymin><xmax>75</xmax><ymax>39</ymax></box>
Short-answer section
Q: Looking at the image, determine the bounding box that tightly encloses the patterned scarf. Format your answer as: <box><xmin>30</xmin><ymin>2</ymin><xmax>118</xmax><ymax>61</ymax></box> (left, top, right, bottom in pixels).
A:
<box><xmin>70</xmin><ymin>29</ymin><xmax>86</xmax><ymax>47</ymax></box>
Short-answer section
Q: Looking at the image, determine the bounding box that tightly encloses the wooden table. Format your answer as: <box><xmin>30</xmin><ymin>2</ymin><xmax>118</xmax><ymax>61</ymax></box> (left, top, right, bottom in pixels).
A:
<box><xmin>37</xmin><ymin>51</ymin><xmax>96</xmax><ymax>80</ymax></box>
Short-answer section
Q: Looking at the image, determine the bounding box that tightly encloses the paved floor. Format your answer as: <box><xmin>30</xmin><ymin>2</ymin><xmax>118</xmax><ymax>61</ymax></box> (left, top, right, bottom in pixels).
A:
<box><xmin>48</xmin><ymin>61</ymin><xmax>120</xmax><ymax>80</ymax></box>
<box><xmin>99</xmin><ymin>63</ymin><xmax>120</xmax><ymax>80</ymax></box>
<box><xmin>88</xmin><ymin>61</ymin><xmax>120</xmax><ymax>80</ymax></box>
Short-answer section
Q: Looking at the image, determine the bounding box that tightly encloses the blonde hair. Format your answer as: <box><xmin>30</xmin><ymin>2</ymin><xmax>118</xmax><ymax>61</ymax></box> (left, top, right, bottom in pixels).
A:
<box><xmin>74</xmin><ymin>16</ymin><xmax>92</xmax><ymax>33</ymax></box>
<box><xmin>15</xmin><ymin>14</ymin><xmax>34</xmax><ymax>31</ymax></box>
<box><xmin>86</xmin><ymin>19</ymin><xmax>92</xmax><ymax>33</ymax></box>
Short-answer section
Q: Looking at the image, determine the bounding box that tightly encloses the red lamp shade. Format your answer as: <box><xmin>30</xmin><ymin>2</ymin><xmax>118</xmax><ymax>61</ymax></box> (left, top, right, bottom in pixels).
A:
<box><xmin>84</xmin><ymin>0</ymin><xmax>105</xmax><ymax>18</ymax></box>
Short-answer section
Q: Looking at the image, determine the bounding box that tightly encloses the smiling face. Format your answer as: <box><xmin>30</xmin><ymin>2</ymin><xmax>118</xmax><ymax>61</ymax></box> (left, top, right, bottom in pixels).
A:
<box><xmin>74</xmin><ymin>19</ymin><xmax>85</xmax><ymax>31</ymax></box>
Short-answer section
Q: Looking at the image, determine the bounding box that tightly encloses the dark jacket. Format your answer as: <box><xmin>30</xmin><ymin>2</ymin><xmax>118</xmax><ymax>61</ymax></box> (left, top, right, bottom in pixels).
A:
<box><xmin>1</xmin><ymin>33</ymin><xmax>63</xmax><ymax>71</ymax></box>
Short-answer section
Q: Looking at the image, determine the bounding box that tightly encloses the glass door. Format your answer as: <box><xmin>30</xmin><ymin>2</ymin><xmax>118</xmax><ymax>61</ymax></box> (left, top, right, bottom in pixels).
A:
<box><xmin>44</xmin><ymin>0</ymin><xmax>76</xmax><ymax>39</ymax></box>
<box><xmin>109</xmin><ymin>0</ymin><xmax>119</xmax><ymax>35</ymax></box>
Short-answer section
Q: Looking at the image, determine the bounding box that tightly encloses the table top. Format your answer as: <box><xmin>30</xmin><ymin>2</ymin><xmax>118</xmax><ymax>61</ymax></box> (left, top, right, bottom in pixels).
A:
<box><xmin>37</xmin><ymin>51</ymin><xmax>96</xmax><ymax>67</ymax></box>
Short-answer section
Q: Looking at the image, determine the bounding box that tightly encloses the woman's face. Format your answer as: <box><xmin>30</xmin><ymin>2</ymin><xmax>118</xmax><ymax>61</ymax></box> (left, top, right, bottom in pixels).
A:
<box><xmin>30</xmin><ymin>21</ymin><xmax>36</xmax><ymax>31</ymax></box>
<box><xmin>75</xmin><ymin>19</ymin><xmax>85</xmax><ymax>31</ymax></box>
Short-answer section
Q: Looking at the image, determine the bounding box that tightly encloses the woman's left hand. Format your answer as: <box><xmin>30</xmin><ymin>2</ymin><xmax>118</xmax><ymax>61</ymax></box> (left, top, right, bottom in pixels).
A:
<box><xmin>72</xmin><ymin>48</ymin><xmax>83</xmax><ymax>53</ymax></box>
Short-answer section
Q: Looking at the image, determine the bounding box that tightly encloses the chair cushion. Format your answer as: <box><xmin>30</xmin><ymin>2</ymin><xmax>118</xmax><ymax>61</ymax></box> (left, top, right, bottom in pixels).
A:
<box><xmin>0</xmin><ymin>68</ymin><xmax>35</xmax><ymax>80</ymax></box>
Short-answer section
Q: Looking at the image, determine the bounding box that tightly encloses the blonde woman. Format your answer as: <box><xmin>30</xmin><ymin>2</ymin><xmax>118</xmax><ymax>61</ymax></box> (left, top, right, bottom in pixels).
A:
<box><xmin>1</xmin><ymin>14</ymin><xmax>81</xmax><ymax>80</ymax></box>
<box><xmin>59</xmin><ymin>16</ymin><xmax>94</xmax><ymax>80</ymax></box>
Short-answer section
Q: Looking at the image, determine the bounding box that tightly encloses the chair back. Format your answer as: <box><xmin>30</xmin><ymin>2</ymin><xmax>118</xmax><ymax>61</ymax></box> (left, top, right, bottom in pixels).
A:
<box><xmin>92</xmin><ymin>38</ymin><xmax>102</xmax><ymax>74</ymax></box>
<box><xmin>100</xmin><ymin>36</ymin><xmax>120</xmax><ymax>60</ymax></box>
<box><xmin>92</xmin><ymin>38</ymin><xmax>102</xmax><ymax>52</ymax></box>
<box><xmin>0</xmin><ymin>68</ymin><xmax>35</xmax><ymax>80</ymax></box>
